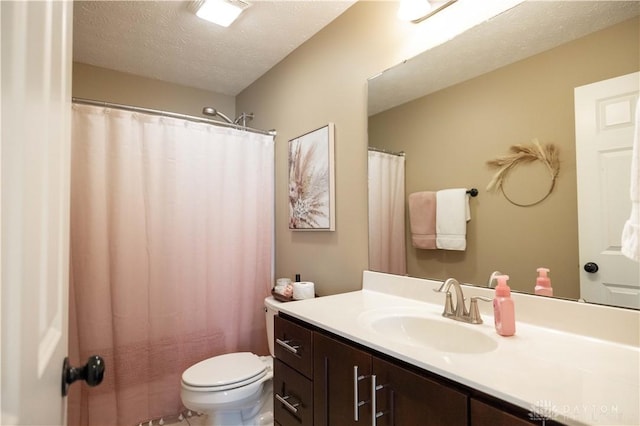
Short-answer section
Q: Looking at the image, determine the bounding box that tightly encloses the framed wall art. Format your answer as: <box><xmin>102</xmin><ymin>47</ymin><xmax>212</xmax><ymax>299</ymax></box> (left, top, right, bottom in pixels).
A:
<box><xmin>288</xmin><ymin>123</ymin><xmax>335</xmax><ymax>231</ymax></box>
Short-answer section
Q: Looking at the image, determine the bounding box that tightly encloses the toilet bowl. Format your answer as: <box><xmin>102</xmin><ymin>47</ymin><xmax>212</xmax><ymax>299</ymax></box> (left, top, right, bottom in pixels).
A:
<box><xmin>180</xmin><ymin>296</ymin><xmax>281</xmax><ymax>426</ymax></box>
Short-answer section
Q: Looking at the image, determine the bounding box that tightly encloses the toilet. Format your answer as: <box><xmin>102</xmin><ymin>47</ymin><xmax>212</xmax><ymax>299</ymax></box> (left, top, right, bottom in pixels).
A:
<box><xmin>180</xmin><ymin>296</ymin><xmax>281</xmax><ymax>426</ymax></box>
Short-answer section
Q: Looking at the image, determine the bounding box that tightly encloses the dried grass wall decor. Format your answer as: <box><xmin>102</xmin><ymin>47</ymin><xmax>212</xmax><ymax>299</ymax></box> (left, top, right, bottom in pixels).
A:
<box><xmin>486</xmin><ymin>139</ymin><xmax>560</xmax><ymax>207</ymax></box>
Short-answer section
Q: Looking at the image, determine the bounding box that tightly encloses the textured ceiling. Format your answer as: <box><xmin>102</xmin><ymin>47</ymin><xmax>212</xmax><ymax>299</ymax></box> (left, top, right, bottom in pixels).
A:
<box><xmin>368</xmin><ymin>0</ymin><xmax>640</xmax><ymax>115</ymax></box>
<box><xmin>73</xmin><ymin>0</ymin><xmax>357</xmax><ymax>96</ymax></box>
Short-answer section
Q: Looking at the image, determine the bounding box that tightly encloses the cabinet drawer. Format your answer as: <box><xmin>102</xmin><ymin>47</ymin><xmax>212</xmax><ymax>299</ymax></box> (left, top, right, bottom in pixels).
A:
<box><xmin>274</xmin><ymin>315</ymin><xmax>313</xmax><ymax>379</ymax></box>
<box><xmin>274</xmin><ymin>359</ymin><xmax>313</xmax><ymax>426</ymax></box>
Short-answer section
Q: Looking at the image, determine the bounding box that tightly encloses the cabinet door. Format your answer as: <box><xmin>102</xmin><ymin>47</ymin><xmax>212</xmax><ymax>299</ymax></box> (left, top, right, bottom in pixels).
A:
<box><xmin>373</xmin><ymin>356</ymin><xmax>468</xmax><ymax>426</ymax></box>
<box><xmin>470</xmin><ymin>398</ymin><xmax>535</xmax><ymax>426</ymax></box>
<box><xmin>313</xmin><ymin>332</ymin><xmax>372</xmax><ymax>426</ymax></box>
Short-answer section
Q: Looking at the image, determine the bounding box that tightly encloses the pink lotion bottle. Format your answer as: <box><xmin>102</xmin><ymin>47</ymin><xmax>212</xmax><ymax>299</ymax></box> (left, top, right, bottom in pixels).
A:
<box><xmin>493</xmin><ymin>275</ymin><xmax>516</xmax><ymax>337</ymax></box>
<box><xmin>534</xmin><ymin>267</ymin><xmax>553</xmax><ymax>297</ymax></box>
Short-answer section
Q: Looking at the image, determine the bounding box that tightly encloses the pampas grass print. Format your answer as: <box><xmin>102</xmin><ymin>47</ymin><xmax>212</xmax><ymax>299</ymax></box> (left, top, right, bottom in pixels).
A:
<box><xmin>288</xmin><ymin>139</ymin><xmax>329</xmax><ymax>228</ymax></box>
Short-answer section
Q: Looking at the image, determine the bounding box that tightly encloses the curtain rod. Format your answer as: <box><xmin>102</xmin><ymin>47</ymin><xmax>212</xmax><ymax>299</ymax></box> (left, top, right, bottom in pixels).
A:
<box><xmin>72</xmin><ymin>97</ymin><xmax>277</xmax><ymax>137</ymax></box>
<box><xmin>368</xmin><ymin>146</ymin><xmax>405</xmax><ymax>156</ymax></box>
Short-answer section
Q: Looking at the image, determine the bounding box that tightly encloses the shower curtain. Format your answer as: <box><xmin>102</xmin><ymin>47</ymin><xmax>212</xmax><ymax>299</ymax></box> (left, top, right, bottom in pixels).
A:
<box><xmin>68</xmin><ymin>104</ymin><xmax>274</xmax><ymax>426</ymax></box>
<box><xmin>368</xmin><ymin>150</ymin><xmax>406</xmax><ymax>275</ymax></box>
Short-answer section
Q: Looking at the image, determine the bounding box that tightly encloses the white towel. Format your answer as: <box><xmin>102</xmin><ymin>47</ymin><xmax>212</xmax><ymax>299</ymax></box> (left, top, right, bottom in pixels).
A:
<box><xmin>621</xmin><ymin>97</ymin><xmax>640</xmax><ymax>262</ymax></box>
<box><xmin>436</xmin><ymin>188</ymin><xmax>470</xmax><ymax>250</ymax></box>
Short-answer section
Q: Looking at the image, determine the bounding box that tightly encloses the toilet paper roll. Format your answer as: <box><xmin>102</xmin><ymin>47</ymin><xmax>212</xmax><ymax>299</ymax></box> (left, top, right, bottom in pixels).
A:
<box><xmin>292</xmin><ymin>281</ymin><xmax>315</xmax><ymax>300</ymax></box>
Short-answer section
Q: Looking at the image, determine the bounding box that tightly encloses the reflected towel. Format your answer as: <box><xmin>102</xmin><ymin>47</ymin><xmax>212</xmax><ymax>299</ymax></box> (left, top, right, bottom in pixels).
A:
<box><xmin>436</xmin><ymin>188</ymin><xmax>470</xmax><ymax>251</ymax></box>
<box><xmin>408</xmin><ymin>191</ymin><xmax>436</xmax><ymax>249</ymax></box>
<box><xmin>622</xmin><ymin>97</ymin><xmax>639</xmax><ymax>262</ymax></box>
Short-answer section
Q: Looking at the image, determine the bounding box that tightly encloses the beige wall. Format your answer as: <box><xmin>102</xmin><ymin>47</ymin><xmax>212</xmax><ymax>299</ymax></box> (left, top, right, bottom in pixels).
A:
<box><xmin>72</xmin><ymin>62</ymin><xmax>235</xmax><ymax>118</ymax></box>
<box><xmin>236</xmin><ymin>1</ymin><xmax>428</xmax><ymax>295</ymax></box>
<box><xmin>70</xmin><ymin>1</ymin><xmax>422</xmax><ymax>296</ymax></box>
<box><xmin>368</xmin><ymin>17</ymin><xmax>639</xmax><ymax>299</ymax></box>
<box><xmin>71</xmin><ymin>2</ymin><xmax>638</xmax><ymax>298</ymax></box>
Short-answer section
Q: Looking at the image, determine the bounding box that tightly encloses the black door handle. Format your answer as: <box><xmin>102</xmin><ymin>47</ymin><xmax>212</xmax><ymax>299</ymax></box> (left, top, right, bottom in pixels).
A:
<box><xmin>584</xmin><ymin>262</ymin><xmax>599</xmax><ymax>273</ymax></box>
<box><xmin>62</xmin><ymin>355</ymin><xmax>105</xmax><ymax>396</ymax></box>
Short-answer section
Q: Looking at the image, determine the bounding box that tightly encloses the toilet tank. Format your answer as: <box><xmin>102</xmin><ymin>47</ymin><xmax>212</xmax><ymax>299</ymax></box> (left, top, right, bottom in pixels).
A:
<box><xmin>264</xmin><ymin>296</ymin><xmax>281</xmax><ymax>357</ymax></box>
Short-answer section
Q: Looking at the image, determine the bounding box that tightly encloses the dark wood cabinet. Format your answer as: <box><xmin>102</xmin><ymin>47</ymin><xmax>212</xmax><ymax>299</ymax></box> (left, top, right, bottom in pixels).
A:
<box><xmin>313</xmin><ymin>331</ymin><xmax>373</xmax><ymax>426</ymax></box>
<box><xmin>274</xmin><ymin>359</ymin><xmax>314</xmax><ymax>426</ymax></box>
<box><xmin>372</xmin><ymin>356</ymin><xmax>468</xmax><ymax>426</ymax></box>
<box><xmin>312</xmin><ymin>332</ymin><xmax>467</xmax><ymax>426</ymax></box>
<box><xmin>274</xmin><ymin>315</ymin><xmax>313</xmax><ymax>379</ymax></box>
<box><xmin>273</xmin><ymin>316</ymin><xmax>314</xmax><ymax>426</ymax></box>
<box><xmin>470</xmin><ymin>398</ymin><xmax>535</xmax><ymax>426</ymax></box>
<box><xmin>274</xmin><ymin>314</ymin><xmax>552</xmax><ymax>426</ymax></box>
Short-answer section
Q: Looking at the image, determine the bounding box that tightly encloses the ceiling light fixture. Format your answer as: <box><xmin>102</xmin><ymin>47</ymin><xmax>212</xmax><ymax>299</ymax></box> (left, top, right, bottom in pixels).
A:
<box><xmin>193</xmin><ymin>0</ymin><xmax>251</xmax><ymax>28</ymax></box>
<box><xmin>397</xmin><ymin>0</ymin><xmax>433</xmax><ymax>22</ymax></box>
<box><xmin>397</xmin><ymin>0</ymin><xmax>457</xmax><ymax>23</ymax></box>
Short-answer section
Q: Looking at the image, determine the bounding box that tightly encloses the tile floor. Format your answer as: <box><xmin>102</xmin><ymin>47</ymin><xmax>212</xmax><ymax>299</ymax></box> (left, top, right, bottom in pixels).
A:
<box><xmin>137</xmin><ymin>410</ymin><xmax>207</xmax><ymax>426</ymax></box>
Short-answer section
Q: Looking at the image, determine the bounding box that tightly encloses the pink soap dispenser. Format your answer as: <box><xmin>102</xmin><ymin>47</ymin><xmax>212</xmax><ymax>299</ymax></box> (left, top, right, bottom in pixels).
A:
<box><xmin>534</xmin><ymin>267</ymin><xmax>553</xmax><ymax>297</ymax></box>
<box><xmin>493</xmin><ymin>275</ymin><xmax>516</xmax><ymax>337</ymax></box>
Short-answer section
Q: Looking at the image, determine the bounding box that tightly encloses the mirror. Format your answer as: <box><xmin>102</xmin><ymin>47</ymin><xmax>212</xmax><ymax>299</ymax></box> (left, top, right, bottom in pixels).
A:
<box><xmin>367</xmin><ymin>1</ymin><xmax>640</xmax><ymax>308</ymax></box>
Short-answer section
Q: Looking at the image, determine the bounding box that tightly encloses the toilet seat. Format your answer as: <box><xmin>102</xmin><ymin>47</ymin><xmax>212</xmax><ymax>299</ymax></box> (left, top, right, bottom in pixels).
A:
<box><xmin>181</xmin><ymin>352</ymin><xmax>268</xmax><ymax>392</ymax></box>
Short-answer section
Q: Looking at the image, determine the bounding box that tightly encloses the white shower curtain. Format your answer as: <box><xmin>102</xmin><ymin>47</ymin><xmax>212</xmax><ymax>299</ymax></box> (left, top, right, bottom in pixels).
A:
<box><xmin>368</xmin><ymin>150</ymin><xmax>406</xmax><ymax>275</ymax></box>
<box><xmin>68</xmin><ymin>104</ymin><xmax>274</xmax><ymax>426</ymax></box>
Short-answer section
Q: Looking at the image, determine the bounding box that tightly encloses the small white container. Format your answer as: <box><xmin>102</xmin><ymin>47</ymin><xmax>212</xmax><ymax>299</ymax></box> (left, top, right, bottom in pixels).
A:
<box><xmin>274</xmin><ymin>278</ymin><xmax>292</xmax><ymax>296</ymax></box>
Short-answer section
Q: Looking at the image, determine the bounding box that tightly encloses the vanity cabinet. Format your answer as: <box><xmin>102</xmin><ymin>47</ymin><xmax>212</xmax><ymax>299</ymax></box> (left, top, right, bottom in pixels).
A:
<box><xmin>313</xmin><ymin>332</ymin><xmax>468</xmax><ymax>426</ymax></box>
<box><xmin>313</xmin><ymin>331</ymin><xmax>372</xmax><ymax>425</ymax></box>
<box><xmin>470</xmin><ymin>398</ymin><xmax>535</xmax><ymax>426</ymax></box>
<box><xmin>371</xmin><ymin>356</ymin><xmax>468</xmax><ymax>425</ymax></box>
<box><xmin>275</xmin><ymin>314</ymin><xmax>549</xmax><ymax>426</ymax></box>
<box><xmin>273</xmin><ymin>316</ymin><xmax>314</xmax><ymax>426</ymax></box>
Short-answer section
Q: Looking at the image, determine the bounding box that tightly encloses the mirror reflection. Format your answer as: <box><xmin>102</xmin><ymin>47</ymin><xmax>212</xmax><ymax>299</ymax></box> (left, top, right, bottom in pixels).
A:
<box><xmin>367</xmin><ymin>1</ymin><xmax>640</xmax><ymax>309</ymax></box>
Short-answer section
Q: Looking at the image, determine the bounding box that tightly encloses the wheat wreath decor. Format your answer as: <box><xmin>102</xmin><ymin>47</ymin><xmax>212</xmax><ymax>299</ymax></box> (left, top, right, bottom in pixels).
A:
<box><xmin>486</xmin><ymin>139</ymin><xmax>560</xmax><ymax>207</ymax></box>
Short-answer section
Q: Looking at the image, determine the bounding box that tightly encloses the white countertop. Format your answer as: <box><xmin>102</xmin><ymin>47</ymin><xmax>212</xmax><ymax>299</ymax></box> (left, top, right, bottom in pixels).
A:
<box><xmin>275</xmin><ymin>272</ymin><xmax>640</xmax><ymax>426</ymax></box>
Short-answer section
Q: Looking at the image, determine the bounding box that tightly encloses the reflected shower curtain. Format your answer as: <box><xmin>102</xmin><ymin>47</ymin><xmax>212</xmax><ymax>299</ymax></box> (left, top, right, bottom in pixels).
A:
<box><xmin>368</xmin><ymin>150</ymin><xmax>406</xmax><ymax>275</ymax></box>
<box><xmin>68</xmin><ymin>104</ymin><xmax>274</xmax><ymax>426</ymax></box>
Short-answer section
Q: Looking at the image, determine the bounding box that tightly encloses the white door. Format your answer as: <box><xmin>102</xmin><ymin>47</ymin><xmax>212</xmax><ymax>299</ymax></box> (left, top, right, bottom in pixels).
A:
<box><xmin>1</xmin><ymin>1</ymin><xmax>73</xmax><ymax>424</ymax></box>
<box><xmin>575</xmin><ymin>72</ymin><xmax>640</xmax><ymax>309</ymax></box>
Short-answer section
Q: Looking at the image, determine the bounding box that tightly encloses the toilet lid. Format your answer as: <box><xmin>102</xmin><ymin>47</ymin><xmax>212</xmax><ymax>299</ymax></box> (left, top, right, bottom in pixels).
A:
<box><xmin>182</xmin><ymin>352</ymin><xmax>267</xmax><ymax>389</ymax></box>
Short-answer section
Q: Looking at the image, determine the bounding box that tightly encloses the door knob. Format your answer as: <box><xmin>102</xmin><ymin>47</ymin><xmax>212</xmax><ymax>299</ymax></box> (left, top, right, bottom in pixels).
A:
<box><xmin>583</xmin><ymin>262</ymin><xmax>599</xmax><ymax>273</ymax></box>
<box><xmin>62</xmin><ymin>355</ymin><xmax>105</xmax><ymax>396</ymax></box>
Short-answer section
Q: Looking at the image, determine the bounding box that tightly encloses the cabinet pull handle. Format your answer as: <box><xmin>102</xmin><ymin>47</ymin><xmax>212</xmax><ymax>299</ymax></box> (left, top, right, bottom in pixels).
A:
<box><xmin>276</xmin><ymin>338</ymin><xmax>300</xmax><ymax>355</ymax></box>
<box><xmin>371</xmin><ymin>375</ymin><xmax>385</xmax><ymax>426</ymax></box>
<box><xmin>354</xmin><ymin>366</ymin><xmax>368</xmax><ymax>421</ymax></box>
<box><xmin>275</xmin><ymin>393</ymin><xmax>300</xmax><ymax>414</ymax></box>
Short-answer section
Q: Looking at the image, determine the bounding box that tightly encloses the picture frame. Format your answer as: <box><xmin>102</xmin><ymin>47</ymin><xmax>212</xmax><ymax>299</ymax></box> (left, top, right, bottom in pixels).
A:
<box><xmin>288</xmin><ymin>123</ymin><xmax>335</xmax><ymax>231</ymax></box>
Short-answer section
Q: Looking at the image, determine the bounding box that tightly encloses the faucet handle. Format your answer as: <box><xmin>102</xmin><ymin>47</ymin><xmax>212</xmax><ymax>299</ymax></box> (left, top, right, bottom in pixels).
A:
<box><xmin>433</xmin><ymin>282</ymin><xmax>447</xmax><ymax>293</ymax></box>
<box><xmin>469</xmin><ymin>296</ymin><xmax>492</xmax><ymax>324</ymax></box>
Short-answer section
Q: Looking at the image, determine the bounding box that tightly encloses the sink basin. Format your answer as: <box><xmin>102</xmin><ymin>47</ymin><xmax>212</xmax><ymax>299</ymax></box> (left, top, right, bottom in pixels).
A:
<box><xmin>358</xmin><ymin>308</ymin><xmax>498</xmax><ymax>354</ymax></box>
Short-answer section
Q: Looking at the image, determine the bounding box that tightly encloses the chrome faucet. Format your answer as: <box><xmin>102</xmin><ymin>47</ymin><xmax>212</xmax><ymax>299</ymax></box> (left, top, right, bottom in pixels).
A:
<box><xmin>434</xmin><ymin>278</ymin><xmax>491</xmax><ymax>324</ymax></box>
<box><xmin>435</xmin><ymin>278</ymin><xmax>468</xmax><ymax>318</ymax></box>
